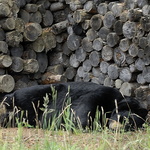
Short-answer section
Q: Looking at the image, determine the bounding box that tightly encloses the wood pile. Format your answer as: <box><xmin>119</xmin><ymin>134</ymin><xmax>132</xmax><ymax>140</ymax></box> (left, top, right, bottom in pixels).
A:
<box><xmin>0</xmin><ymin>0</ymin><xmax>150</xmax><ymax>108</ymax></box>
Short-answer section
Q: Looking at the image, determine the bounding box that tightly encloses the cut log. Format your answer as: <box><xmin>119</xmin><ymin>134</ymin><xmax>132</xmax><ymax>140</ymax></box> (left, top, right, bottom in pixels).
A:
<box><xmin>69</xmin><ymin>53</ymin><xmax>80</xmax><ymax>68</ymax></box>
<box><xmin>50</xmin><ymin>2</ymin><xmax>64</xmax><ymax>11</ymax></box>
<box><xmin>115</xmin><ymin>79</ymin><xmax>123</xmax><ymax>89</ymax></box>
<box><xmin>0</xmin><ymin>18</ymin><xmax>15</xmax><ymax>31</ymax></box>
<box><xmin>120</xmin><ymin>10</ymin><xmax>129</xmax><ymax>22</ymax></box>
<box><xmin>24</xmin><ymin>23</ymin><xmax>42</xmax><ymax>41</ymax></box>
<box><xmin>51</xmin><ymin>20</ymin><xmax>68</xmax><ymax>35</ymax></box>
<box><xmin>111</xmin><ymin>3</ymin><xmax>124</xmax><ymax>17</ymax></box>
<box><xmin>89</xmin><ymin>51</ymin><xmax>100</xmax><ymax>67</ymax></box>
<box><xmin>75</xmin><ymin>47</ymin><xmax>86</xmax><ymax>62</ymax></box>
<box><xmin>42</xmin><ymin>28</ymin><xmax>56</xmax><ymax>52</ymax></box>
<box><xmin>10</xmin><ymin>57</ymin><xmax>24</xmax><ymax>72</ymax></box>
<box><xmin>122</xmin><ymin>21</ymin><xmax>137</xmax><ymax>39</ymax></box>
<box><xmin>138</xmin><ymin>37</ymin><xmax>148</xmax><ymax>49</ymax></box>
<box><xmin>100</xmin><ymin>61</ymin><xmax>109</xmax><ymax>74</ymax></box>
<box><xmin>119</xmin><ymin>38</ymin><xmax>130</xmax><ymax>52</ymax></box>
<box><xmin>25</xmin><ymin>4</ymin><xmax>38</xmax><ymax>13</ymax></box>
<box><xmin>137</xmin><ymin>74</ymin><xmax>146</xmax><ymax>84</ymax></box>
<box><xmin>125</xmin><ymin>54</ymin><xmax>135</xmax><ymax>65</ymax></box>
<box><xmin>0</xmin><ymin>41</ymin><xmax>8</xmax><ymax>53</ymax></box>
<box><xmin>108</xmin><ymin>64</ymin><xmax>119</xmax><ymax>80</ymax></box>
<box><xmin>97</xmin><ymin>3</ymin><xmax>108</xmax><ymax>16</ymax></box>
<box><xmin>128</xmin><ymin>8</ymin><xmax>142</xmax><ymax>22</ymax></box>
<box><xmin>19</xmin><ymin>9</ymin><xmax>30</xmax><ymax>23</ymax></box>
<box><xmin>142</xmin><ymin>5</ymin><xmax>150</xmax><ymax>16</ymax></box>
<box><xmin>140</xmin><ymin>16</ymin><xmax>150</xmax><ymax>32</ymax></box>
<box><xmin>119</xmin><ymin>68</ymin><xmax>132</xmax><ymax>82</ymax></box>
<box><xmin>83</xmin><ymin>59</ymin><xmax>92</xmax><ymax>72</ymax></box>
<box><xmin>29</xmin><ymin>11</ymin><xmax>42</xmax><ymax>24</ymax></box>
<box><xmin>23</xmin><ymin>59</ymin><xmax>39</xmax><ymax>73</ymax></box>
<box><xmin>37</xmin><ymin>52</ymin><xmax>48</xmax><ymax>73</ymax></box>
<box><xmin>92</xmin><ymin>38</ymin><xmax>103</xmax><ymax>51</ymax></box>
<box><xmin>6</xmin><ymin>31</ymin><xmax>23</xmax><ymax>47</ymax></box>
<box><xmin>0</xmin><ymin>28</ymin><xmax>5</xmax><ymax>41</ymax></box>
<box><xmin>0</xmin><ymin>3</ymin><xmax>10</xmax><ymax>17</ymax></box>
<box><xmin>86</xmin><ymin>28</ymin><xmax>98</xmax><ymax>41</ymax></box>
<box><xmin>77</xmin><ymin>66</ymin><xmax>86</xmax><ymax>78</ymax></box>
<box><xmin>106</xmin><ymin>32</ymin><xmax>119</xmax><ymax>47</ymax></box>
<box><xmin>47</xmin><ymin>64</ymin><xmax>64</xmax><ymax>75</ymax></box>
<box><xmin>142</xmin><ymin>67</ymin><xmax>150</xmax><ymax>83</ymax></box>
<box><xmin>92</xmin><ymin>67</ymin><xmax>101</xmax><ymax>77</ymax></box>
<box><xmin>90</xmin><ymin>14</ymin><xmax>102</xmax><ymax>31</ymax></box>
<box><xmin>81</xmin><ymin>20</ymin><xmax>90</xmax><ymax>30</ymax></box>
<box><xmin>0</xmin><ymin>75</ymin><xmax>15</xmax><ymax>93</ymax></box>
<box><xmin>62</xmin><ymin>42</ymin><xmax>71</xmax><ymax>56</ymax></box>
<box><xmin>83</xmin><ymin>1</ymin><xmax>97</xmax><ymax>13</ymax></box>
<box><xmin>120</xmin><ymin>82</ymin><xmax>138</xmax><ymax>96</ymax></box>
<box><xmin>56</xmin><ymin>33</ymin><xmax>68</xmax><ymax>43</ymax></box>
<box><xmin>10</xmin><ymin>45</ymin><xmax>23</xmax><ymax>57</ymax></box>
<box><xmin>113</xmin><ymin>47</ymin><xmax>126</xmax><ymax>66</ymax></box>
<box><xmin>101</xmin><ymin>45</ymin><xmax>113</xmax><ymax>61</ymax></box>
<box><xmin>98</xmin><ymin>26</ymin><xmax>110</xmax><ymax>41</ymax></box>
<box><xmin>114</xmin><ymin>20</ymin><xmax>123</xmax><ymax>35</ymax></box>
<box><xmin>104</xmin><ymin>77</ymin><xmax>114</xmax><ymax>87</ymax></box>
<box><xmin>81</xmin><ymin>37</ymin><xmax>93</xmax><ymax>52</ymax></box>
<box><xmin>135</xmin><ymin>58</ymin><xmax>145</xmax><ymax>71</ymax></box>
<box><xmin>0</xmin><ymin>55</ymin><xmax>12</xmax><ymax>68</ymax></box>
<box><xmin>67</xmin><ymin>34</ymin><xmax>81</xmax><ymax>51</ymax></box>
<box><xmin>128</xmin><ymin>43</ymin><xmax>139</xmax><ymax>57</ymax></box>
<box><xmin>73</xmin><ymin>9</ymin><xmax>92</xmax><ymax>23</ymax></box>
<box><xmin>65</xmin><ymin>67</ymin><xmax>76</xmax><ymax>80</ymax></box>
<box><xmin>15</xmin><ymin>18</ymin><xmax>25</xmax><ymax>33</ymax></box>
<box><xmin>103</xmin><ymin>11</ymin><xmax>116</xmax><ymax>28</ymax></box>
<box><xmin>42</xmin><ymin>10</ymin><xmax>54</xmax><ymax>27</ymax></box>
<box><xmin>22</xmin><ymin>49</ymin><xmax>36</xmax><ymax>59</ymax></box>
<box><xmin>69</xmin><ymin>2</ymin><xmax>82</xmax><ymax>11</ymax></box>
<box><xmin>124</xmin><ymin>0</ymin><xmax>137</xmax><ymax>9</ymax></box>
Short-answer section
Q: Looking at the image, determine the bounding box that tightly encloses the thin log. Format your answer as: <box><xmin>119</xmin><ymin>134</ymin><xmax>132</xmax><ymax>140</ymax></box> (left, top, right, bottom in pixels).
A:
<box><xmin>0</xmin><ymin>55</ymin><xmax>12</xmax><ymax>68</ymax></box>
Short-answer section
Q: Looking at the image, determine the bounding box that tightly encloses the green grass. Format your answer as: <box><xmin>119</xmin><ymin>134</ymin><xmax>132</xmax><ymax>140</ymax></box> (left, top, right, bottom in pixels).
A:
<box><xmin>0</xmin><ymin>126</ymin><xmax>150</xmax><ymax>150</ymax></box>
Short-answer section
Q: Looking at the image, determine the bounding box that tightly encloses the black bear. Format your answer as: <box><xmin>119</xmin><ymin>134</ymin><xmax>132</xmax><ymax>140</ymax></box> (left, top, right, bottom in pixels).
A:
<box><xmin>0</xmin><ymin>82</ymin><xmax>148</xmax><ymax>131</ymax></box>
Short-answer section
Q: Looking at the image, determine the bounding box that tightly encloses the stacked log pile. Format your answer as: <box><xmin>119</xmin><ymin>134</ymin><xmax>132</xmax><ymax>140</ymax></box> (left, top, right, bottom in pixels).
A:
<box><xmin>0</xmin><ymin>0</ymin><xmax>150</xmax><ymax>108</ymax></box>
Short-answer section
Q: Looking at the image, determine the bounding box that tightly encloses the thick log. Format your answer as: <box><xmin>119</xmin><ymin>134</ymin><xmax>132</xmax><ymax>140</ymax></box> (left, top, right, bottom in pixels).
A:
<box><xmin>119</xmin><ymin>68</ymin><xmax>132</xmax><ymax>82</ymax></box>
<box><xmin>120</xmin><ymin>82</ymin><xmax>138</xmax><ymax>96</ymax></box>
<box><xmin>0</xmin><ymin>75</ymin><xmax>15</xmax><ymax>93</ymax></box>
<box><xmin>77</xmin><ymin>66</ymin><xmax>86</xmax><ymax>78</ymax></box>
<box><xmin>81</xmin><ymin>20</ymin><xmax>90</xmax><ymax>30</ymax></box>
<box><xmin>106</xmin><ymin>32</ymin><xmax>119</xmax><ymax>47</ymax></box>
<box><xmin>92</xmin><ymin>38</ymin><xmax>103</xmax><ymax>51</ymax></box>
<box><xmin>15</xmin><ymin>18</ymin><xmax>25</xmax><ymax>33</ymax></box>
<box><xmin>0</xmin><ymin>28</ymin><xmax>5</xmax><ymax>41</ymax></box>
<box><xmin>128</xmin><ymin>8</ymin><xmax>142</xmax><ymax>22</ymax></box>
<box><xmin>142</xmin><ymin>5</ymin><xmax>150</xmax><ymax>16</ymax></box>
<box><xmin>128</xmin><ymin>43</ymin><xmax>139</xmax><ymax>57</ymax></box>
<box><xmin>140</xmin><ymin>16</ymin><xmax>150</xmax><ymax>32</ymax></box>
<box><xmin>37</xmin><ymin>52</ymin><xmax>48</xmax><ymax>73</ymax></box>
<box><xmin>108</xmin><ymin>64</ymin><xmax>119</xmax><ymax>80</ymax></box>
<box><xmin>124</xmin><ymin>0</ymin><xmax>137</xmax><ymax>9</ymax></box>
<box><xmin>137</xmin><ymin>74</ymin><xmax>146</xmax><ymax>84</ymax></box>
<box><xmin>114</xmin><ymin>47</ymin><xmax>126</xmax><ymax>66</ymax></box>
<box><xmin>65</xmin><ymin>67</ymin><xmax>76</xmax><ymax>80</ymax></box>
<box><xmin>42</xmin><ymin>28</ymin><xmax>56</xmax><ymax>52</ymax></box>
<box><xmin>142</xmin><ymin>67</ymin><xmax>150</xmax><ymax>83</ymax></box>
<box><xmin>73</xmin><ymin>9</ymin><xmax>92</xmax><ymax>23</ymax></box>
<box><xmin>111</xmin><ymin>3</ymin><xmax>124</xmax><ymax>17</ymax></box>
<box><xmin>115</xmin><ymin>79</ymin><xmax>123</xmax><ymax>89</ymax></box>
<box><xmin>25</xmin><ymin>4</ymin><xmax>38</xmax><ymax>13</ymax></box>
<box><xmin>10</xmin><ymin>57</ymin><xmax>24</xmax><ymax>72</ymax></box>
<box><xmin>86</xmin><ymin>28</ymin><xmax>98</xmax><ymax>41</ymax></box>
<box><xmin>83</xmin><ymin>59</ymin><xmax>92</xmax><ymax>72</ymax></box>
<box><xmin>81</xmin><ymin>37</ymin><xmax>93</xmax><ymax>52</ymax></box>
<box><xmin>41</xmin><ymin>72</ymin><xmax>66</xmax><ymax>84</ymax></box>
<box><xmin>22</xmin><ymin>49</ymin><xmax>36</xmax><ymax>59</ymax></box>
<box><xmin>19</xmin><ymin>9</ymin><xmax>30</xmax><ymax>23</ymax></box>
<box><xmin>75</xmin><ymin>47</ymin><xmax>86</xmax><ymax>62</ymax></box>
<box><xmin>92</xmin><ymin>67</ymin><xmax>101</xmax><ymax>77</ymax></box>
<box><xmin>89</xmin><ymin>51</ymin><xmax>100</xmax><ymax>67</ymax></box>
<box><xmin>23</xmin><ymin>59</ymin><xmax>39</xmax><ymax>73</ymax></box>
<box><xmin>104</xmin><ymin>77</ymin><xmax>114</xmax><ymax>87</ymax></box>
<box><xmin>42</xmin><ymin>10</ymin><xmax>53</xmax><ymax>27</ymax></box>
<box><xmin>0</xmin><ymin>3</ymin><xmax>11</xmax><ymax>17</ymax></box>
<box><xmin>98</xmin><ymin>26</ymin><xmax>110</xmax><ymax>41</ymax></box>
<box><xmin>24</xmin><ymin>23</ymin><xmax>42</xmax><ymax>42</ymax></box>
<box><xmin>0</xmin><ymin>55</ymin><xmax>12</xmax><ymax>68</ymax></box>
<box><xmin>122</xmin><ymin>21</ymin><xmax>137</xmax><ymax>39</ymax></box>
<box><xmin>67</xmin><ymin>34</ymin><xmax>81</xmax><ymax>51</ymax></box>
<box><xmin>114</xmin><ymin>20</ymin><xmax>123</xmax><ymax>35</ymax></box>
<box><xmin>138</xmin><ymin>37</ymin><xmax>147</xmax><ymax>49</ymax></box>
<box><xmin>119</xmin><ymin>38</ymin><xmax>130</xmax><ymax>52</ymax></box>
<box><xmin>90</xmin><ymin>14</ymin><xmax>102</xmax><ymax>31</ymax></box>
<box><xmin>100</xmin><ymin>61</ymin><xmax>109</xmax><ymax>74</ymax></box>
<box><xmin>135</xmin><ymin>58</ymin><xmax>145</xmax><ymax>71</ymax></box>
<box><xmin>0</xmin><ymin>41</ymin><xmax>8</xmax><ymax>53</ymax></box>
<box><xmin>0</xmin><ymin>18</ymin><xmax>15</xmax><ymax>31</ymax></box>
<box><xmin>101</xmin><ymin>45</ymin><xmax>113</xmax><ymax>61</ymax></box>
<box><xmin>126</xmin><ymin>54</ymin><xmax>135</xmax><ymax>65</ymax></box>
<box><xmin>51</xmin><ymin>20</ymin><xmax>69</xmax><ymax>35</ymax></box>
<box><xmin>69</xmin><ymin>2</ymin><xmax>82</xmax><ymax>11</ymax></box>
<box><xmin>6</xmin><ymin>31</ymin><xmax>23</xmax><ymax>47</ymax></box>
<box><xmin>10</xmin><ymin>45</ymin><xmax>23</xmax><ymax>57</ymax></box>
<box><xmin>103</xmin><ymin>11</ymin><xmax>116</xmax><ymax>29</ymax></box>
<box><xmin>69</xmin><ymin>53</ymin><xmax>80</xmax><ymax>68</ymax></box>
<box><xmin>50</xmin><ymin>2</ymin><xmax>64</xmax><ymax>11</ymax></box>
<box><xmin>29</xmin><ymin>11</ymin><xmax>42</xmax><ymax>24</ymax></box>
<box><xmin>83</xmin><ymin>1</ymin><xmax>97</xmax><ymax>13</ymax></box>
<box><xmin>97</xmin><ymin>3</ymin><xmax>108</xmax><ymax>16</ymax></box>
